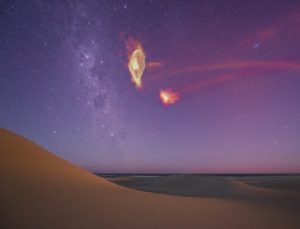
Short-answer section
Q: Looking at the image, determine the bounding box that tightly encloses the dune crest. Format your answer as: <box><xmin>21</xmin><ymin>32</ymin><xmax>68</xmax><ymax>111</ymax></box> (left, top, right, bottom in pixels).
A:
<box><xmin>0</xmin><ymin>128</ymin><xmax>299</xmax><ymax>229</ymax></box>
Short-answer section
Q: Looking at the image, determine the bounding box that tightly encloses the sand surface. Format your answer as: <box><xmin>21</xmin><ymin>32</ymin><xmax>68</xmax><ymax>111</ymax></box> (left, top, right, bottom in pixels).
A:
<box><xmin>1</xmin><ymin>128</ymin><xmax>300</xmax><ymax>229</ymax></box>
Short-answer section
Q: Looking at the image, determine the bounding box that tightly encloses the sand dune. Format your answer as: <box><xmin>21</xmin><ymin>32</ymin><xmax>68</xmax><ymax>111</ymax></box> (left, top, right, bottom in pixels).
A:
<box><xmin>1</xmin><ymin>128</ymin><xmax>300</xmax><ymax>229</ymax></box>
<box><xmin>110</xmin><ymin>174</ymin><xmax>260</xmax><ymax>198</ymax></box>
<box><xmin>111</xmin><ymin>174</ymin><xmax>300</xmax><ymax>212</ymax></box>
<box><xmin>234</xmin><ymin>175</ymin><xmax>300</xmax><ymax>192</ymax></box>
<box><xmin>111</xmin><ymin>173</ymin><xmax>300</xmax><ymax>199</ymax></box>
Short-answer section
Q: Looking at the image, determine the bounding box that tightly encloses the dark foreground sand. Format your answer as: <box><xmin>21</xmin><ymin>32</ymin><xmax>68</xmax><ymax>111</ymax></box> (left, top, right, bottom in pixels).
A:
<box><xmin>1</xmin><ymin>128</ymin><xmax>300</xmax><ymax>229</ymax></box>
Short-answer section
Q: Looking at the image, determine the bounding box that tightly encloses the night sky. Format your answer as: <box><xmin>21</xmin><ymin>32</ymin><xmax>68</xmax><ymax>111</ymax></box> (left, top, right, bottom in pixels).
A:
<box><xmin>1</xmin><ymin>0</ymin><xmax>300</xmax><ymax>173</ymax></box>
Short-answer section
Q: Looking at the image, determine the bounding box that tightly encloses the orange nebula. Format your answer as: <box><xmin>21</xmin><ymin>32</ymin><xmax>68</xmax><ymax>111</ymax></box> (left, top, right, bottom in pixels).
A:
<box><xmin>180</xmin><ymin>72</ymin><xmax>247</xmax><ymax>93</ymax></box>
<box><xmin>169</xmin><ymin>61</ymin><xmax>300</xmax><ymax>76</ymax></box>
<box><xmin>160</xmin><ymin>89</ymin><xmax>179</xmax><ymax>106</ymax></box>
<box><xmin>146</xmin><ymin>60</ymin><xmax>300</xmax><ymax>82</ymax></box>
<box><xmin>127</xmin><ymin>39</ymin><xmax>146</xmax><ymax>88</ymax></box>
<box><xmin>159</xmin><ymin>73</ymin><xmax>252</xmax><ymax>106</ymax></box>
<box><xmin>147</xmin><ymin>61</ymin><xmax>162</xmax><ymax>69</ymax></box>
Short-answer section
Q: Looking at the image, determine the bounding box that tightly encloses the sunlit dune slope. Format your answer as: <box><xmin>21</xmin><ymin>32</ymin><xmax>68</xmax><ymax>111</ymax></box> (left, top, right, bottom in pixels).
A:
<box><xmin>0</xmin><ymin>128</ymin><xmax>299</xmax><ymax>229</ymax></box>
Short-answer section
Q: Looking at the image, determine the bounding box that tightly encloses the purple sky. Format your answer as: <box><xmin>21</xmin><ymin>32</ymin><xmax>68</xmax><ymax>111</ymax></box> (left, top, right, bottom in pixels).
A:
<box><xmin>1</xmin><ymin>0</ymin><xmax>300</xmax><ymax>173</ymax></box>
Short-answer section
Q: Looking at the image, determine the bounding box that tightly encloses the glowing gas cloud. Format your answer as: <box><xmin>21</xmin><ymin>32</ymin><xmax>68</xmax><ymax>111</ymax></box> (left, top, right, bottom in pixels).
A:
<box><xmin>125</xmin><ymin>40</ymin><xmax>300</xmax><ymax>106</ymax></box>
<box><xmin>159</xmin><ymin>72</ymin><xmax>252</xmax><ymax>105</ymax></box>
<box><xmin>127</xmin><ymin>39</ymin><xmax>146</xmax><ymax>88</ymax></box>
<box><xmin>160</xmin><ymin>88</ymin><xmax>179</xmax><ymax>106</ymax></box>
<box><xmin>147</xmin><ymin>61</ymin><xmax>162</xmax><ymax>69</ymax></box>
<box><xmin>168</xmin><ymin>61</ymin><xmax>300</xmax><ymax>77</ymax></box>
<box><xmin>179</xmin><ymin>72</ymin><xmax>252</xmax><ymax>94</ymax></box>
<box><xmin>157</xmin><ymin>60</ymin><xmax>300</xmax><ymax>105</ymax></box>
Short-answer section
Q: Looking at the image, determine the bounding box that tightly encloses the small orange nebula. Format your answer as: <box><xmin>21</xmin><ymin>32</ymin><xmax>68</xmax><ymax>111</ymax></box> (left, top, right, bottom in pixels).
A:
<box><xmin>127</xmin><ymin>40</ymin><xmax>146</xmax><ymax>88</ymax></box>
<box><xmin>147</xmin><ymin>61</ymin><xmax>162</xmax><ymax>69</ymax></box>
<box><xmin>160</xmin><ymin>89</ymin><xmax>179</xmax><ymax>106</ymax></box>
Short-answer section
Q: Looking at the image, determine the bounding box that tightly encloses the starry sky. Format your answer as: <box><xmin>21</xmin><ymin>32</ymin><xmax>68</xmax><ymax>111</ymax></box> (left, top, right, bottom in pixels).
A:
<box><xmin>1</xmin><ymin>0</ymin><xmax>300</xmax><ymax>173</ymax></box>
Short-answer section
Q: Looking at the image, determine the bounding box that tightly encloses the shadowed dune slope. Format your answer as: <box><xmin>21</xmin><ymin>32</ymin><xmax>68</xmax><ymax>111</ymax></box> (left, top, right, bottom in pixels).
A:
<box><xmin>112</xmin><ymin>174</ymin><xmax>260</xmax><ymax>198</ymax></box>
<box><xmin>112</xmin><ymin>174</ymin><xmax>300</xmax><ymax>202</ymax></box>
<box><xmin>0</xmin><ymin>128</ymin><xmax>300</xmax><ymax>229</ymax></box>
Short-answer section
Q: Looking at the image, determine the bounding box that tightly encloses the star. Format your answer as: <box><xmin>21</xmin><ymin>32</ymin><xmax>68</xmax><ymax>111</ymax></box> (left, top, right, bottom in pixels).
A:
<box><xmin>253</xmin><ymin>43</ymin><xmax>260</xmax><ymax>49</ymax></box>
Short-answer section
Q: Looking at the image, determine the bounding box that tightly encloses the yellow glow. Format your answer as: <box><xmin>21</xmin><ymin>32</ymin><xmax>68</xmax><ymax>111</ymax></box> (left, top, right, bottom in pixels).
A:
<box><xmin>160</xmin><ymin>89</ymin><xmax>179</xmax><ymax>106</ymax></box>
<box><xmin>128</xmin><ymin>43</ymin><xmax>146</xmax><ymax>88</ymax></box>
